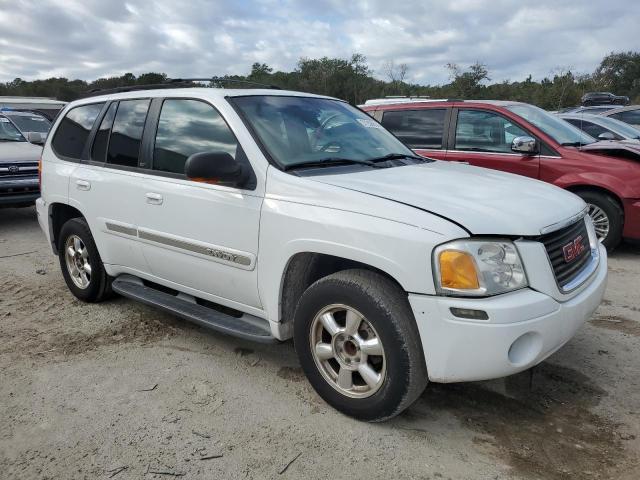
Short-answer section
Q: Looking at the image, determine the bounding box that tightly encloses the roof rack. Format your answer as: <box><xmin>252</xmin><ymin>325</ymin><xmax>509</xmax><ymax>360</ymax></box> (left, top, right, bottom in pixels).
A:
<box><xmin>80</xmin><ymin>77</ymin><xmax>281</xmax><ymax>98</ymax></box>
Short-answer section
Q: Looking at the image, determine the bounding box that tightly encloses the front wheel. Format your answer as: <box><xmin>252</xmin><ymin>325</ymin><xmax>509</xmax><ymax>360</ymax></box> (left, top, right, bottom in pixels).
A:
<box><xmin>293</xmin><ymin>269</ymin><xmax>427</xmax><ymax>421</ymax></box>
<box><xmin>576</xmin><ymin>191</ymin><xmax>624</xmax><ymax>251</ymax></box>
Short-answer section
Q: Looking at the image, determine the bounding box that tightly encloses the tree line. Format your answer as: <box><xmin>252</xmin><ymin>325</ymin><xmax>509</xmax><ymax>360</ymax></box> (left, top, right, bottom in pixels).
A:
<box><xmin>1</xmin><ymin>51</ymin><xmax>638</xmax><ymax>110</ymax></box>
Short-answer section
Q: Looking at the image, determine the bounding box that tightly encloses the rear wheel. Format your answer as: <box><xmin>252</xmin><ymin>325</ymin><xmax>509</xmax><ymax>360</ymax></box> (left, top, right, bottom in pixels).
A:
<box><xmin>58</xmin><ymin>218</ymin><xmax>113</xmax><ymax>302</ymax></box>
<box><xmin>576</xmin><ymin>191</ymin><xmax>623</xmax><ymax>251</ymax></box>
<box><xmin>293</xmin><ymin>269</ymin><xmax>427</xmax><ymax>421</ymax></box>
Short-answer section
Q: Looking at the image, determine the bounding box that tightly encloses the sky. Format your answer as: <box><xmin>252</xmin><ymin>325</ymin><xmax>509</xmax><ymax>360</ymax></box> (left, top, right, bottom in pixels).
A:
<box><xmin>0</xmin><ymin>0</ymin><xmax>638</xmax><ymax>85</ymax></box>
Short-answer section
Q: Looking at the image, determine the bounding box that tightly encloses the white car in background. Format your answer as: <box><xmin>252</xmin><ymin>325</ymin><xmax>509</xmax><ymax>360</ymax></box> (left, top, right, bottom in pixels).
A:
<box><xmin>36</xmin><ymin>84</ymin><xmax>607</xmax><ymax>421</ymax></box>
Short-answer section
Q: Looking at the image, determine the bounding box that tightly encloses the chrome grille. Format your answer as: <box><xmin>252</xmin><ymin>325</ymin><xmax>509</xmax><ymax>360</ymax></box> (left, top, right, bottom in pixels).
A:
<box><xmin>538</xmin><ymin>218</ymin><xmax>591</xmax><ymax>289</ymax></box>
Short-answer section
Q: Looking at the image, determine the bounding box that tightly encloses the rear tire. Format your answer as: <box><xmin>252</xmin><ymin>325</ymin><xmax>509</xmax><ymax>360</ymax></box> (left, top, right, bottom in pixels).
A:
<box><xmin>293</xmin><ymin>269</ymin><xmax>428</xmax><ymax>421</ymax></box>
<box><xmin>58</xmin><ymin>218</ymin><xmax>113</xmax><ymax>302</ymax></box>
<box><xmin>576</xmin><ymin>191</ymin><xmax>624</xmax><ymax>251</ymax></box>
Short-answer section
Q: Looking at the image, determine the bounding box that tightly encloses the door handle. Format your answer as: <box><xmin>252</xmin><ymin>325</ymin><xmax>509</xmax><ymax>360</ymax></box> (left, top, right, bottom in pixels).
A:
<box><xmin>75</xmin><ymin>179</ymin><xmax>91</xmax><ymax>191</ymax></box>
<box><xmin>146</xmin><ymin>192</ymin><xmax>163</xmax><ymax>205</ymax></box>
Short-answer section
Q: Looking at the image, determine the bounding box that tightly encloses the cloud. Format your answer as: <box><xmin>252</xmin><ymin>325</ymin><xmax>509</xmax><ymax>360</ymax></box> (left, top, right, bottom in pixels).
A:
<box><xmin>0</xmin><ymin>0</ymin><xmax>637</xmax><ymax>85</ymax></box>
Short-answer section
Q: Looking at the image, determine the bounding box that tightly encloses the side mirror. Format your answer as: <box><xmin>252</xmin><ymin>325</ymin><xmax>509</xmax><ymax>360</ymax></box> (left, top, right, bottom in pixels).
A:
<box><xmin>511</xmin><ymin>136</ymin><xmax>538</xmax><ymax>155</ymax></box>
<box><xmin>597</xmin><ymin>131</ymin><xmax>616</xmax><ymax>141</ymax></box>
<box><xmin>184</xmin><ymin>151</ymin><xmax>246</xmax><ymax>187</ymax></box>
<box><xmin>26</xmin><ymin>131</ymin><xmax>45</xmax><ymax>144</ymax></box>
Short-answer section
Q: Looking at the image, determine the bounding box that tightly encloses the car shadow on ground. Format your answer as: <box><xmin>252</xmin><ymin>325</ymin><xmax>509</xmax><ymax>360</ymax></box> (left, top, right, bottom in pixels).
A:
<box><xmin>393</xmin><ymin>361</ymin><xmax>628</xmax><ymax>479</ymax></box>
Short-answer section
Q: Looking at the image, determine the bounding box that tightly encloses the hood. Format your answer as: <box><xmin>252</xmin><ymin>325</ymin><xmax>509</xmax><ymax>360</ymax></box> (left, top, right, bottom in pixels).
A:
<box><xmin>0</xmin><ymin>141</ymin><xmax>43</xmax><ymax>164</ymax></box>
<box><xmin>579</xmin><ymin>140</ymin><xmax>640</xmax><ymax>160</ymax></box>
<box><xmin>310</xmin><ymin>161</ymin><xmax>585</xmax><ymax>236</ymax></box>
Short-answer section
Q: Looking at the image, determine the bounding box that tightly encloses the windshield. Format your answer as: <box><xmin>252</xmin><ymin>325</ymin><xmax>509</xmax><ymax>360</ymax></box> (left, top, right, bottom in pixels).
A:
<box><xmin>7</xmin><ymin>113</ymin><xmax>51</xmax><ymax>134</ymax></box>
<box><xmin>506</xmin><ymin>104</ymin><xmax>595</xmax><ymax>146</ymax></box>
<box><xmin>231</xmin><ymin>95</ymin><xmax>415</xmax><ymax>168</ymax></box>
<box><xmin>594</xmin><ymin>115</ymin><xmax>640</xmax><ymax>139</ymax></box>
<box><xmin>0</xmin><ymin>116</ymin><xmax>26</xmax><ymax>142</ymax></box>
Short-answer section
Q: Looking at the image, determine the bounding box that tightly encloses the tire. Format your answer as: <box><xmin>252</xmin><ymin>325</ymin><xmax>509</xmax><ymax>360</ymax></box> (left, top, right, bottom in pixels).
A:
<box><xmin>293</xmin><ymin>269</ymin><xmax>428</xmax><ymax>422</ymax></box>
<box><xmin>576</xmin><ymin>190</ymin><xmax>624</xmax><ymax>251</ymax></box>
<box><xmin>58</xmin><ymin>217</ymin><xmax>113</xmax><ymax>302</ymax></box>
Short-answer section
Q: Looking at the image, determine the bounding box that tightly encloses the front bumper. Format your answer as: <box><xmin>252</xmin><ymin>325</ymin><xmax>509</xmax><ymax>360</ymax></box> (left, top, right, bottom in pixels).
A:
<box><xmin>0</xmin><ymin>177</ymin><xmax>39</xmax><ymax>206</ymax></box>
<box><xmin>623</xmin><ymin>199</ymin><xmax>640</xmax><ymax>240</ymax></box>
<box><xmin>409</xmin><ymin>244</ymin><xmax>607</xmax><ymax>383</ymax></box>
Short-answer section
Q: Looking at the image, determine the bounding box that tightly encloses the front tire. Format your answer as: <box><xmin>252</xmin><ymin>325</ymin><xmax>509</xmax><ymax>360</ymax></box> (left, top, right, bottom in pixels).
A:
<box><xmin>293</xmin><ymin>269</ymin><xmax>427</xmax><ymax>421</ymax></box>
<box><xmin>576</xmin><ymin>191</ymin><xmax>623</xmax><ymax>251</ymax></box>
<box><xmin>58</xmin><ymin>218</ymin><xmax>113</xmax><ymax>302</ymax></box>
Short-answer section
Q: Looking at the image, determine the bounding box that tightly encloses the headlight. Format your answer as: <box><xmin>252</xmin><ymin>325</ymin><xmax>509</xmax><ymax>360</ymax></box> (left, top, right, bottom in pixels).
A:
<box><xmin>433</xmin><ymin>239</ymin><xmax>528</xmax><ymax>296</ymax></box>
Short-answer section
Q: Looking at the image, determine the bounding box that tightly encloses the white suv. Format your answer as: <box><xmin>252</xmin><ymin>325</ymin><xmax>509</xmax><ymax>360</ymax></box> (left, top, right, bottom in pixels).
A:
<box><xmin>36</xmin><ymin>85</ymin><xmax>607</xmax><ymax>421</ymax></box>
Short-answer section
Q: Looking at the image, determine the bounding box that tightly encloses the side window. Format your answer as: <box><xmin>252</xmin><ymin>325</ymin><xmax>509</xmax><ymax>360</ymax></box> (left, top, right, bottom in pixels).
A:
<box><xmin>153</xmin><ymin>99</ymin><xmax>238</xmax><ymax>175</ymax></box>
<box><xmin>381</xmin><ymin>109</ymin><xmax>446</xmax><ymax>149</ymax></box>
<box><xmin>455</xmin><ymin>110</ymin><xmax>528</xmax><ymax>153</ymax></box>
<box><xmin>565</xmin><ymin>119</ymin><xmax>608</xmax><ymax>138</ymax></box>
<box><xmin>611</xmin><ymin>110</ymin><xmax>640</xmax><ymax>125</ymax></box>
<box><xmin>106</xmin><ymin>99</ymin><xmax>150</xmax><ymax>168</ymax></box>
<box><xmin>91</xmin><ymin>103</ymin><xmax>117</xmax><ymax>162</ymax></box>
<box><xmin>51</xmin><ymin>103</ymin><xmax>104</xmax><ymax>160</ymax></box>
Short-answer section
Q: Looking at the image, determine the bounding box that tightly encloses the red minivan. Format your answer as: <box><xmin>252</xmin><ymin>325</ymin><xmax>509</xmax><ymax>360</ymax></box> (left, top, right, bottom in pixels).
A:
<box><xmin>362</xmin><ymin>99</ymin><xmax>640</xmax><ymax>250</ymax></box>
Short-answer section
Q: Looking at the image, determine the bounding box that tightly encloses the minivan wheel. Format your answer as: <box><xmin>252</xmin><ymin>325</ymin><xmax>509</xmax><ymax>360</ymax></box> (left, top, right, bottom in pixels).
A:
<box><xmin>293</xmin><ymin>269</ymin><xmax>428</xmax><ymax>422</ymax></box>
<box><xmin>58</xmin><ymin>218</ymin><xmax>113</xmax><ymax>302</ymax></box>
<box><xmin>576</xmin><ymin>191</ymin><xmax>623</xmax><ymax>251</ymax></box>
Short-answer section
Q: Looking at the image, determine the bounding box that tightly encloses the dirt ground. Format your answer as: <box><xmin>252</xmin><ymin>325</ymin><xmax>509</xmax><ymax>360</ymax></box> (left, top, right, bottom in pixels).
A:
<box><xmin>1</xmin><ymin>206</ymin><xmax>639</xmax><ymax>480</ymax></box>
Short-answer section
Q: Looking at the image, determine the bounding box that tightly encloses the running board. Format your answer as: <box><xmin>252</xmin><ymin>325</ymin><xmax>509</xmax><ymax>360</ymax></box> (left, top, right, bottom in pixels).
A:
<box><xmin>112</xmin><ymin>275</ymin><xmax>276</xmax><ymax>343</ymax></box>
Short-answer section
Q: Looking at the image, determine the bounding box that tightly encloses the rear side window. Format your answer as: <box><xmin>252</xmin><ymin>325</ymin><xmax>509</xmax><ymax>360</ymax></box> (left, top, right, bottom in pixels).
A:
<box><xmin>153</xmin><ymin>99</ymin><xmax>238</xmax><ymax>174</ymax></box>
<box><xmin>107</xmin><ymin>99</ymin><xmax>150</xmax><ymax>168</ymax></box>
<box><xmin>91</xmin><ymin>103</ymin><xmax>117</xmax><ymax>162</ymax></box>
<box><xmin>52</xmin><ymin>103</ymin><xmax>104</xmax><ymax>160</ymax></box>
<box><xmin>381</xmin><ymin>109</ymin><xmax>446</xmax><ymax>149</ymax></box>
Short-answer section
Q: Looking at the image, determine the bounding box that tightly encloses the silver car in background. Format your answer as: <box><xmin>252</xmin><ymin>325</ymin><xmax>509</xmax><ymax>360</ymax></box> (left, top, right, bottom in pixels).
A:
<box><xmin>559</xmin><ymin>113</ymin><xmax>640</xmax><ymax>142</ymax></box>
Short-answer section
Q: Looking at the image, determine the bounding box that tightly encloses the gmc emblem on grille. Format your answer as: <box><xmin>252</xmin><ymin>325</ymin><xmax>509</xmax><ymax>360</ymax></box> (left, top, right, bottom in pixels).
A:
<box><xmin>562</xmin><ymin>235</ymin><xmax>586</xmax><ymax>263</ymax></box>
<box><xmin>8</xmin><ymin>165</ymin><xmax>19</xmax><ymax>173</ymax></box>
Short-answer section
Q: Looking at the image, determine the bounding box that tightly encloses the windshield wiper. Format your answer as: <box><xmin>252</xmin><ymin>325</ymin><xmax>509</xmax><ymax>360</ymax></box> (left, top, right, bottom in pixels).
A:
<box><xmin>283</xmin><ymin>157</ymin><xmax>384</xmax><ymax>171</ymax></box>
<box><xmin>367</xmin><ymin>153</ymin><xmax>431</xmax><ymax>163</ymax></box>
<box><xmin>561</xmin><ymin>141</ymin><xmax>592</xmax><ymax>147</ymax></box>
<box><xmin>0</xmin><ymin>138</ymin><xmax>25</xmax><ymax>142</ymax></box>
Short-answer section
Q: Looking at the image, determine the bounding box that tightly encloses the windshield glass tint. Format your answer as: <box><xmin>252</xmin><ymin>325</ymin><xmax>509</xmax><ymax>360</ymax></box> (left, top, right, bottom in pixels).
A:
<box><xmin>506</xmin><ymin>104</ymin><xmax>595</xmax><ymax>145</ymax></box>
<box><xmin>231</xmin><ymin>95</ymin><xmax>413</xmax><ymax>168</ymax></box>
<box><xmin>8</xmin><ymin>114</ymin><xmax>51</xmax><ymax>133</ymax></box>
<box><xmin>0</xmin><ymin>117</ymin><xmax>26</xmax><ymax>141</ymax></box>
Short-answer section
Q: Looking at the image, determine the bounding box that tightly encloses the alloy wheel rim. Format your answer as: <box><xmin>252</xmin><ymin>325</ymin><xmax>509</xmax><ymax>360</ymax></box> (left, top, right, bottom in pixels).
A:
<box><xmin>64</xmin><ymin>235</ymin><xmax>92</xmax><ymax>289</ymax></box>
<box><xmin>588</xmin><ymin>203</ymin><xmax>610</xmax><ymax>242</ymax></box>
<box><xmin>309</xmin><ymin>304</ymin><xmax>386</xmax><ymax>399</ymax></box>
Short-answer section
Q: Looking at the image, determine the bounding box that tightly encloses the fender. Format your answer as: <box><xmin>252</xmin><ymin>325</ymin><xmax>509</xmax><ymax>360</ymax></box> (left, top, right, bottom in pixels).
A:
<box><xmin>553</xmin><ymin>172</ymin><xmax>633</xmax><ymax>200</ymax></box>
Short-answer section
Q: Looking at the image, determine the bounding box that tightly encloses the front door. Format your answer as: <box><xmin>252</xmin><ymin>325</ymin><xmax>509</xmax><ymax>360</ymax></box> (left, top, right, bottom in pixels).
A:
<box><xmin>447</xmin><ymin>109</ymin><xmax>540</xmax><ymax>178</ymax></box>
<box><xmin>135</xmin><ymin>98</ymin><xmax>263</xmax><ymax>309</ymax></box>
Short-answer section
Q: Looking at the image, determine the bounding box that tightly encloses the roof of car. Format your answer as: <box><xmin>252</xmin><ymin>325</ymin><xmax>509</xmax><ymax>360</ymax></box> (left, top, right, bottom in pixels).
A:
<box><xmin>68</xmin><ymin>87</ymin><xmax>334</xmax><ymax>107</ymax></box>
<box><xmin>600</xmin><ymin>104</ymin><xmax>640</xmax><ymax>115</ymax></box>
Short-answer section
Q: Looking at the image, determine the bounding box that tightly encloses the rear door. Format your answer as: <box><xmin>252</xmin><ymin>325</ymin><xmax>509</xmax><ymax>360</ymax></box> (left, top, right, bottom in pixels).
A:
<box><xmin>379</xmin><ymin>108</ymin><xmax>449</xmax><ymax>160</ymax></box>
<box><xmin>135</xmin><ymin>97</ymin><xmax>263</xmax><ymax>309</ymax></box>
<box><xmin>446</xmin><ymin>108</ymin><xmax>540</xmax><ymax>178</ymax></box>
<box><xmin>68</xmin><ymin>98</ymin><xmax>152</xmax><ymax>273</ymax></box>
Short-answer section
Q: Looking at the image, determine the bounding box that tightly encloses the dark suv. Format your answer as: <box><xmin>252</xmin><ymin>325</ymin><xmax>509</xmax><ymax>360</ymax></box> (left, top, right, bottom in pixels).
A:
<box><xmin>581</xmin><ymin>92</ymin><xmax>629</xmax><ymax>107</ymax></box>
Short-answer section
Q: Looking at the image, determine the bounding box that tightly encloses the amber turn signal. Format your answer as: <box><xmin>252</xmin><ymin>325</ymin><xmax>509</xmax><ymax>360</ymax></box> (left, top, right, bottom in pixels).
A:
<box><xmin>439</xmin><ymin>250</ymin><xmax>480</xmax><ymax>290</ymax></box>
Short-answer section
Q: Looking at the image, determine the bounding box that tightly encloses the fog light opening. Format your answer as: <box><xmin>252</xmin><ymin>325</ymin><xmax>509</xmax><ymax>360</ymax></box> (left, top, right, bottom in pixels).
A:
<box><xmin>508</xmin><ymin>332</ymin><xmax>543</xmax><ymax>366</ymax></box>
<box><xmin>449</xmin><ymin>307</ymin><xmax>489</xmax><ymax>320</ymax></box>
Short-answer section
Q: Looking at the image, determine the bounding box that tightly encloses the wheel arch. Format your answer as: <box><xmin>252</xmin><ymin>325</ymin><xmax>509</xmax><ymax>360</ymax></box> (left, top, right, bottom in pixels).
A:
<box><xmin>565</xmin><ymin>184</ymin><xmax>624</xmax><ymax>212</ymax></box>
<box><xmin>277</xmin><ymin>251</ymin><xmax>407</xmax><ymax>337</ymax></box>
<box><xmin>49</xmin><ymin>202</ymin><xmax>86</xmax><ymax>254</ymax></box>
